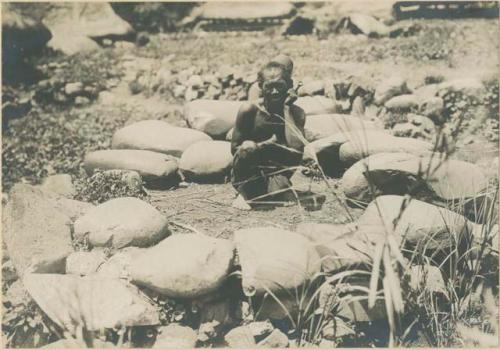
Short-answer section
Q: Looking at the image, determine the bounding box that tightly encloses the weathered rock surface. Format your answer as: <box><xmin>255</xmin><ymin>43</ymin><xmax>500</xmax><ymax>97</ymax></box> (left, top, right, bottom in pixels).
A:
<box><xmin>224</xmin><ymin>326</ymin><xmax>257</xmax><ymax>348</ymax></box>
<box><xmin>298</xmin><ymin>80</ymin><xmax>325</xmax><ymax>97</ymax></box>
<box><xmin>345</xmin><ymin>13</ymin><xmax>391</xmax><ymax>37</ymax></box>
<box><xmin>183</xmin><ymin>99</ymin><xmax>242</xmax><ymax>139</ymax></box>
<box><xmin>234</xmin><ymin>227</ymin><xmax>321</xmax><ymax>296</ymax></box>
<box><xmin>65</xmin><ymin>251</ymin><xmax>107</xmax><ymax>276</ymax></box>
<box><xmin>40</xmin><ymin>174</ymin><xmax>76</xmax><ymax>198</ymax></box>
<box><xmin>153</xmin><ymin>324</ymin><xmax>198</xmax><ymax>349</ymax></box>
<box><xmin>112</xmin><ymin>120</ymin><xmax>211</xmax><ymax>157</ymax></box>
<box><xmin>23</xmin><ymin>274</ymin><xmax>159</xmax><ymax>332</ymax></box>
<box><xmin>83</xmin><ymin>149</ymin><xmax>179</xmax><ymax>188</ymax></box>
<box><xmin>74</xmin><ymin>197</ymin><xmax>170</xmax><ymax>249</ymax></box>
<box><xmin>96</xmin><ymin>247</ymin><xmax>145</xmax><ymax>279</ymax></box>
<box><xmin>3</xmin><ymin>184</ymin><xmax>73</xmax><ymax>274</ymax></box>
<box><xmin>374</xmin><ymin>77</ymin><xmax>409</xmax><ymax>105</ymax></box>
<box><xmin>295</xmin><ymin>96</ymin><xmax>339</xmax><ymax>115</ymax></box>
<box><xmin>179</xmin><ymin>140</ymin><xmax>232</xmax><ymax>182</ymax></box>
<box><xmin>129</xmin><ymin>234</ymin><xmax>234</xmax><ymax>297</ymax></box>
<box><xmin>304</xmin><ymin>113</ymin><xmax>380</xmax><ymax>142</ymax></box>
<box><xmin>358</xmin><ymin>195</ymin><xmax>473</xmax><ymax>253</ymax></box>
<box><xmin>339</xmin><ymin>134</ymin><xmax>433</xmax><ymax>166</ymax></box>
<box><xmin>257</xmin><ymin>329</ymin><xmax>289</xmax><ymax>348</ymax></box>
<box><xmin>295</xmin><ymin>222</ymin><xmax>383</xmax><ymax>272</ymax></box>
<box><xmin>342</xmin><ymin>153</ymin><xmax>488</xmax><ymax>205</ymax></box>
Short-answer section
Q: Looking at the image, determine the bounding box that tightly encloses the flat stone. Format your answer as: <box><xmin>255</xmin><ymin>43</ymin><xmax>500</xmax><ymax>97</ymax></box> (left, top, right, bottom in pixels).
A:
<box><xmin>112</xmin><ymin>120</ymin><xmax>211</xmax><ymax>157</ymax></box>
<box><xmin>23</xmin><ymin>274</ymin><xmax>159</xmax><ymax>333</ymax></box>
<box><xmin>257</xmin><ymin>329</ymin><xmax>289</xmax><ymax>348</ymax></box>
<box><xmin>74</xmin><ymin>197</ymin><xmax>170</xmax><ymax>249</ymax></box>
<box><xmin>83</xmin><ymin>149</ymin><xmax>179</xmax><ymax>189</ymax></box>
<box><xmin>224</xmin><ymin>326</ymin><xmax>257</xmax><ymax>348</ymax></box>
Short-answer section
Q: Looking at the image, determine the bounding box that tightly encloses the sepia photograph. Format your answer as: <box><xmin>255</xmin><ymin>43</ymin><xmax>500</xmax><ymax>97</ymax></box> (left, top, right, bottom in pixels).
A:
<box><xmin>1</xmin><ymin>0</ymin><xmax>499</xmax><ymax>348</ymax></box>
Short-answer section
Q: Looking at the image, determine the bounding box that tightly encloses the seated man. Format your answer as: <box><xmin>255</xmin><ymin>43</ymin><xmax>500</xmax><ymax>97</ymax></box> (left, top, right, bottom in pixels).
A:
<box><xmin>231</xmin><ymin>61</ymin><xmax>306</xmax><ymax>210</ymax></box>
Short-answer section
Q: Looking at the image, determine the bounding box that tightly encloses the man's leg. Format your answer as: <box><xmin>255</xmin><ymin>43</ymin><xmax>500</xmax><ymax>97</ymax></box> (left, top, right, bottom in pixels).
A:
<box><xmin>231</xmin><ymin>147</ymin><xmax>267</xmax><ymax>208</ymax></box>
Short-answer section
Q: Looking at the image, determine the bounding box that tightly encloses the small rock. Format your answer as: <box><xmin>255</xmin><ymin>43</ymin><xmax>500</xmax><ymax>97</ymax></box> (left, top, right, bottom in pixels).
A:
<box><xmin>198</xmin><ymin>320</ymin><xmax>221</xmax><ymax>343</ymax></box>
<box><xmin>40</xmin><ymin>174</ymin><xmax>76</xmax><ymax>198</ymax></box>
<box><xmin>374</xmin><ymin>77</ymin><xmax>409</xmax><ymax>105</ymax></box>
<box><xmin>248</xmin><ymin>321</ymin><xmax>274</xmax><ymax>341</ymax></box>
<box><xmin>102</xmin><ymin>38</ymin><xmax>113</xmax><ymax>47</ymax></box>
<box><xmin>173</xmin><ymin>84</ymin><xmax>187</xmax><ymax>98</ymax></box>
<box><xmin>298</xmin><ymin>80</ymin><xmax>325</xmax><ymax>96</ymax></box>
<box><xmin>384</xmin><ymin>94</ymin><xmax>418</xmax><ymax>111</ymax></box>
<box><xmin>115</xmin><ymin>41</ymin><xmax>135</xmax><ymax>50</ymax></box>
<box><xmin>74</xmin><ymin>197</ymin><xmax>170</xmax><ymax>249</ymax></box>
<box><xmin>224</xmin><ymin>326</ymin><xmax>257</xmax><ymax>348</ymax></box>
<box><xmin>257</xmin><ymin>329</ymin><xmax>289</xmax><ymax>348</ymax></box>
<box><xmin>64</xmin><ymin>82</ymin><xmax>84</xmax><ymax>96</ymax></box>
<box><xmin>153</xmin><ymin>324</ymin><xmax>197</xmax><ymax>349</ymax></box>
<box><xmin>66</xmin><ymin>250</ymin><xmax>107</xmax><ymax>276</ymax></box>
<box><xmin>409</xmin><ymin>265</ymin><xmax>446</xmax><ymax>294</ymax></box>
<box><xmin>187</xmin><ymin>75</ymin><xmax>204</xmax><ymax>89</ymax></box>
<box><xmin>74</xmin><ymin>96</ymin><xmax>90</xmax><ymax>106</ymax></box>
<box><xmin>419</xmin><ymin>96</ymin><xmax>444</xmax><ymax>123</ymax></box>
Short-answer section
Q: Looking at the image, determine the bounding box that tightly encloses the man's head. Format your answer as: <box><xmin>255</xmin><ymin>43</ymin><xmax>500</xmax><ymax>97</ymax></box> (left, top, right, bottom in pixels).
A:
<box><xmin>258</xmin><ymin>62</ymin><xmax>293</xmax><ymax>105</ymax></box>
<box><xmin>271</xmin><ymin>54</ymin><xmax>293</xmax><ymax>76</ymax></box>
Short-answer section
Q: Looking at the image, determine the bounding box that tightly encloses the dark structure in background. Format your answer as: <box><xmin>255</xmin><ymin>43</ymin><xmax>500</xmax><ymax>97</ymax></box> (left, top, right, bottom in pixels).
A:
<box><xmin>393</xmin><ymin>1</ymin><xmax>499</xmax><ymax>19</ymax></box>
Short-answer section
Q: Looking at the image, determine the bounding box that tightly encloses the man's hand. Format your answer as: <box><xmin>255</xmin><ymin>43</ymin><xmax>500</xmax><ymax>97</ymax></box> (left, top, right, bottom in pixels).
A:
<box><xmin>240</xmin><ymin>140</ymin><xmax>258</xmax><ymax>152</ymax></box>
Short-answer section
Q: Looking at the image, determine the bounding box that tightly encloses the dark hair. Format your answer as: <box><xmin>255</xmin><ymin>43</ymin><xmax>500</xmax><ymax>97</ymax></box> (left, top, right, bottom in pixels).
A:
<box><xmin>257</xmin><ymin>62</ymin><xmax>293</xmax><ymax>89</ymax></box>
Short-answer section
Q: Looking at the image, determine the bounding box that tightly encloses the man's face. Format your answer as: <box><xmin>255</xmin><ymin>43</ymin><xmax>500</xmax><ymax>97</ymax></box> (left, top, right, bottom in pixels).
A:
<box><xmin>261</xmin><ymin>69</ymin><xmax>289</xmax><ymax>104</ymax></box>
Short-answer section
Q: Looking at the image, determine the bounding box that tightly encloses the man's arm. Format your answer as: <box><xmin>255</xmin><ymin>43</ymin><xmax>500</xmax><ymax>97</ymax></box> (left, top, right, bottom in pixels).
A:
<box><xmin>286</xmin><ymin>104</ymin><xmax>306</xmax><ymax>152</ymax></box>
<box><xmin>231</xmin><ymin>102</ymin><xmax>256</xmax><ymax>155</ymax></box>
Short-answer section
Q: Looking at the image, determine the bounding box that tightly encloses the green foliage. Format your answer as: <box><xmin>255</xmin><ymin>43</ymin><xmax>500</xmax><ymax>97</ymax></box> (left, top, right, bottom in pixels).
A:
<box><xmin>2</xmin><ymin>292</ymin><xmax>59</xmax><ymax>348</ymax></box>
<box><xmin>2</xmin><ymin>105</ymin><xmax>129</xmax><ymax>192</ymax></box>
<box><xmin>74</xmin><ymin>170</ymin><xmax>148</xmax><ymax>205</ymax></box>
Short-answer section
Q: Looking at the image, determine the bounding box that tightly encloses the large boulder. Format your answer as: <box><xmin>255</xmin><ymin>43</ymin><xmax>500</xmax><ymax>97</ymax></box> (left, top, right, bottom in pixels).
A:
<box><xmin>374</xmin><ymin>77</ymin><xmax>409</xmax><ymax>105</ymax></box>
<box><xmin>342</xmin><ymin>153</ymin><xmax>489</xmax><ymax>206</ymax></box>
<box><xmin>358</xmin><ymin>195</ymin><xmax>473</xmax><ymax>253</ymax></box>
<box><xmin>179</xmin><ymin>140</ymin><xmax>232</xmax><ymax>182</ymax></box>
<box><xmin>83</xmin><ymin>149</ymin><xmax>179</xmax><ymax>189</ymax></box>
<box><xmin>96</xmin><ymin>247</ymin><xmax>145</xmax><ymax>279</ymax></box>
<box><xmin>339</xmin><ymin>134</ymin><xmax>433</xmax><ymax>166</ymax></box>
<box><xmin>295</xmin><ymin>96</ymin><xmax>339</xmax><ymax>115</ymax></box>
<box><xmin>129</xmin><ymin>234</ymin><xmax>235</xmax><ymax>298</ymax></box>
<box><xmin>183</xmin><ymin>100</ymin><xmax>242</xmax><ymax>139</ymax></box>
<box><xmin>112</xmin><ymin>120</ymin><xmax>211</xmax><ymax>157</ymax></box>
<box><xmin>42</xmin><ymin>3</ymin><xmax>134</xmax><ymax>55</ymax></box>
<box><xmin>3</xmin><ymin>184</ymin><xmax>73</xmax><ymax>274</ymax></box>
<box><xmin>23</xmin><ymin>274</ymin><xmax>159</xmax><ymax>333</ymax></box>
<box><xmin>74</xmin><ymin>197</ymin><xmax>170</xmax><ymax>249</ymax></box>
<box><xmin>384</xmin><ymin>94</ymin><xmax>419</xmax><ymax>111</ymax></box>
<box><xmin>304</xmin><ymin>114</ymin><xmax>380</xmax><ymax>142</ymax></box>
<box><xmin>234</xmin><ymin>227</ymin><xmax>321</xmax><ymax>296</ymax></box>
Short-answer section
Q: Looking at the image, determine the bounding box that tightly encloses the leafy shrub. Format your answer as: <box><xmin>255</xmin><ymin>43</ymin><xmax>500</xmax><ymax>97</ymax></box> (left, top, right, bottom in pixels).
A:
<box><xmin>74</xmin><ymin>170</ymin><xmax>148</xmax><ymax>205</ymax></box>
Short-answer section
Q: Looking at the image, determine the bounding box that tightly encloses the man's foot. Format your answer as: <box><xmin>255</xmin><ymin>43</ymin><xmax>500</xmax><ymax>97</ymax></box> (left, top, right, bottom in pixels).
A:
<box><xmin>232</xmin><ymin>194</ymin><xmax>252</xmax><ymax>211</ymax></box>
